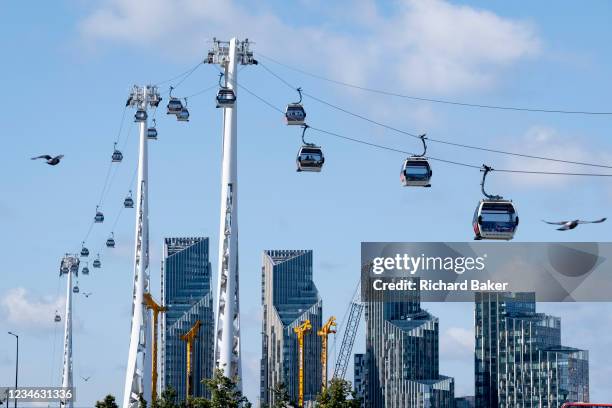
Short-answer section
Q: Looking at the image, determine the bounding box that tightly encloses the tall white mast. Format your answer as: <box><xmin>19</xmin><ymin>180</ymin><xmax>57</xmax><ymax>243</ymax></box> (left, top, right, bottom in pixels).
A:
<box><xmin>123</xmin><ymin>85</ymin><xmax>160</xmax><ymax>408</ymax></box>
<box><xmin>60</xmin><ymin>255</ymin><xmax>79</xmax><ymax>408</ymax></box>
<box><xmin>206</xmin><ymin>37</ymin><xmax>256</xmax><ymax>384</ymax></box>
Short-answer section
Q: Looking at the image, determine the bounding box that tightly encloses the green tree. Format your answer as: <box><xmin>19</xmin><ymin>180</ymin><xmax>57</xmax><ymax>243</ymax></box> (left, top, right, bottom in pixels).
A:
<box><xmin>316</xmin><ymin>378</ymin><xmax>361</xmax><ymax>408</ymax></box>
<box><xmin>203</xmin><ymin>368</ymin><xmax>251</xmax><ymax>408</ymax></box>
<box><xmin>95</xmin><ymin>395</ymin><xmax>119</xmax><ymax>408</ymax></box>
<box><xmin>157</xmin><ymin>386</ymin><xmax>179</xmax><ymax>408</ymax></box>
<box><xmin>270</xmin><ymin>382</ymin><xmax>292</xmax><ymax>408</ymax></box>
<box><xmin>183</xmin><ymin>396</ymin><xmax>212</xmax><ymax>408</ymax></box>
<box><xmin>139</xmin><ymin>393</ymin><xmax>148</xmax><ymax>408</ymax></box>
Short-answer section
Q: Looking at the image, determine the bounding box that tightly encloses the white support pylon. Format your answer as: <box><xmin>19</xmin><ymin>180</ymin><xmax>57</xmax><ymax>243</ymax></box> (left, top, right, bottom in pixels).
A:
<box><xmin>215</xmin><ymin>37</ymin><xmax>241</xmax><ymax>384</ymax></box>
<box><xmin>208</xmin><ymin>37</ymin><xmax>256</xmax><ymax>385</ymax></box>
<box><xmin>60</xmin><ymin>255</ymin><xmax>79</xmax><ymax>408</ymax></box>
<box><xmin>123</xmin><ymin>85</ymin><xmax>160</xmax><ymax>408</ymax></box>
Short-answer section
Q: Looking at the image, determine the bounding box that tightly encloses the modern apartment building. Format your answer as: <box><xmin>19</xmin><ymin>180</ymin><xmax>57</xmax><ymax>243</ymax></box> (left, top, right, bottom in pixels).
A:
<box><xmin>364</xmin><ymin>278</ymin><xmax>455</xmax><ymax>407</ymax></box>
<box><xmin>260</xmin><ymin>250</ymin><xmax>323</xmax><ymax>407</ymax></box>
<box><xmin>475</xmin><ymin>292</ymin><xmax>589</xmax><ymax>407</ymax></box>
<box><xmin>354</xmin><ymin>353</ymin><xmax>366</xmax><ymax>408</ymax></box>
<box><xmin>160</xmin><ymin>237</ymin><xmax>214</xmax><ymax>401</ymax></box>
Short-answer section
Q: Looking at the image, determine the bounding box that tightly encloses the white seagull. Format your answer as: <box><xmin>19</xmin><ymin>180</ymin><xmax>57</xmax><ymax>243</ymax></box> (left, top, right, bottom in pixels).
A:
<box><xmin>542</xmin><ymin>218</ymin><xmax>607</xmax><ymax>231</ymax></box>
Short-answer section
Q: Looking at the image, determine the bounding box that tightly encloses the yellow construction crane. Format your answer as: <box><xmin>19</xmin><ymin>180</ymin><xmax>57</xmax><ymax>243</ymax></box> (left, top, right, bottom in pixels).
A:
<box><xmin>143</xmin><ymin>292</ymin><xmax>167</xmax><ymax>402</ymax></box>
<box><xmin>317</xmin><ymin>316</ymin><xmax>337</xmax><ymax>389</ymax></box>
<box><xmin>294</xmin><ymin>320</ymin><xmax>312</xmax><ymax>408</ymax></box>
<box><xmin>180</xmin><ymin>320</ymin><xmax>202</xmax><ymax>399</ymax></box>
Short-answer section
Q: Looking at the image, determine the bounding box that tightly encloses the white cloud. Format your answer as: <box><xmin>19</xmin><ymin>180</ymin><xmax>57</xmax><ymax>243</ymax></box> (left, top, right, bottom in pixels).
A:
<box><xmin>1</xmin><ymin>288</ymin><xmax>65</xmax><ymax>332</ymax></box>
<box><xmin>499</xmin><ymin>126</ymin><xmax>612</xmax><ymax>188</ymax></box>
<box><xmin>77</xmin><ymin>0</ymin><xmax>540</xmax><ymax>94</ymax></box>
<box><xmin>378</xmin><ymin>0</ymin><xmax>540</xmax><ymax>93</ymax></box>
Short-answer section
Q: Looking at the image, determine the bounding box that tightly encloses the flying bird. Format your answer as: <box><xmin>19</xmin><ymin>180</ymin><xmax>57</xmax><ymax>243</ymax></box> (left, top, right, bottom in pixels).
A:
<box><xmin>542</xmin><ymin>218</ymin><xmax>607</xmax><ymax>231</ymax></box>
<box><xmin>31</xmin><ymin>154</ymin><xmax>64</xmax><ymax>166</ymax></box>
<box><xmin>82</xmin><ymin>292</ymin><xmax>93</xmax><ymax>298</ymax></box>
<box><xmin>81</xmin><ymin>376</ymin><xmax>91</xmax><ymax>382</ymax></box>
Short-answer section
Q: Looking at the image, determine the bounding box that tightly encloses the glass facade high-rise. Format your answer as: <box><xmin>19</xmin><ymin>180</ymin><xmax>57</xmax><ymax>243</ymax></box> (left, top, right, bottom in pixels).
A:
<box><xmin>475</xmin><ymin>292</ymin><xmax>589</xmax><ymax>408</ymax></box>
<box><xmin>260</xmin><ymin>250</ymin><xmax>323</xmax><ymax>407</ymax></box>
<box><xmin>160</xmin><ymin>237</ymin><xmax>214</xmax><ymax>402</ymax></box>
<box><xmin>353</xmin><ymin>353</ymin><xmax>366</xmax><ymax>408</ymax></box>
<box><xmin>364</xmin><ymin>278</ymin><xmax>455</xmax><ymax>407</ymax></box>
<box><xmin>455</xmin><ymin>396</ymin><xmax>475</xmax><ymax>408</ymax></box>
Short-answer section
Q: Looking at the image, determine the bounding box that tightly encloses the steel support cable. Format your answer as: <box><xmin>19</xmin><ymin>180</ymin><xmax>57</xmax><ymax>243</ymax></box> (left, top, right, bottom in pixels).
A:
<box><xmin>83</xmin><ymin>110</ymin><xmax>132</xmax><ymax>249</ymax></box>
<box><xmin>259</xmin><ymin>61</ymin><xmax>612</xmax><ymax>170</ymax></box>
<box><xmin>94</xmin><ymin>164</ymin><xmax>138</xmax><ymax>259</ymax></box>
<box><xmin>50</xmin><ymin>273</ymin><xmax>62</xmax><ymax>387</ymax></box>
<box><xmin>185</xmin><ymin>83</ymin><xmax>218</xmax><ymax>99</ymax></box>
<box><xmin>115</xmin><ymin>105</ymin><xmax>128</xmax><ymax>144</ymax></box>
<box><xmin>304</xmin><ymin>92</ymin><xmax>612</xmax><ymax>170</ymax></box>
<box><xmin>96</xmin><ymin>107</ymin><xmax>130</xmax><ymax>209</ymax></box>
<box><xmin>239</xmin><ymin>81</ymin><xmax>612</xmax><ymax>177</ymax></box>
<box><xmin>110</xmin><ymin>164</ymin><xmax>138</xmax><ymax>234</ymax></box>
<box><xmin>81</xmin><ymin>220</ymin><xmax>96</xmax><ymax>246</ymax></box>
<box><xmin>257</xmin><ymin>53</ymin><xmax>612</xmax><ymax>116</ymax></box>
<box><xmin>96</xmin><ymin>122</ymin><xmax>135</xmax><ymax>213</ymax></box>
<box><xmin>154</xmin><ymin>61</ymin><xmax>204</xmax><ymax>87</ymax></box>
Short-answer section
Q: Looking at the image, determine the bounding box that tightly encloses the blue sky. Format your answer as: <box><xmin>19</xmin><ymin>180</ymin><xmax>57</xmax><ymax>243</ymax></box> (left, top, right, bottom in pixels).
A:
<box><xmin>1</xmin><ymin>0</ymin><xmax>612</xmax><ymax>405</ymax></box>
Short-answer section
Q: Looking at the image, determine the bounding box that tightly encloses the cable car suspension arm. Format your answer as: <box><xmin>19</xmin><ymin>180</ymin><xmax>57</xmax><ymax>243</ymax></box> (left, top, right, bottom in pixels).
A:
<box><xmin>301</xmin><ymin>124</ymin><xmax>313</xmax><ymax>145</ymax></box>
<box><xmin>415</xmin><ymin>134</ymin><xmax>427</xmax><ymax>157</ymax></box>
<box><xmin>481</xmin><ymin>165</ymin><xmax>503</xmax><ymax>200</ymax></box>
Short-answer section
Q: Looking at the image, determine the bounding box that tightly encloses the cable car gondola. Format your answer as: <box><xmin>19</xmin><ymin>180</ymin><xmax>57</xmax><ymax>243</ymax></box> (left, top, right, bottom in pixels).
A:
<box><xmin>400</xmin><ymin>135</ymin><xmax>432</xmax><ymax>187</ymax></box>
<box><xmin>54</xmin><ymin>311</ymin><xmax>61</xmax><ymax>322</ymax></box>
<box><xmin>124</xmin><ymin>190</ymin><xmax>134</xmax><ymax>208</ymax></box>
<box><xmin>216</xmin><ymin>89</ymin><xmax>236</xmax><ymax>108</ymax></box>
<box><xmin>147</xmin><ymin>119</ymin><xmax>158</xmax><ymax>140</ymax></box>
<box><xmin>94</xmin><ymin>206</ymin><xmax>104</xmax><ymax>223</ymax></box>
<box><xmin>177</xmin><ymin>99</ymin><xmax>190</xmax><ymax>122</ymax></box>
<box><xmin>73</xmin><ymin>285</ymin><xmax>79</xmax><ymax>294</ymax></box>
<box><xmin>296</xmin><ymin>125</ymin><xmax>324</xmax><ymax>172</ymax></box>
<box><xmin>82</xmin><ymin>264</ymin><xmax>89</xmax><ymax>275</ymax></box>
<box><xmin>80</xmin><ymin>242</ymin><xmax>89</xmax><ymax>257</ymax></box>
<box><xmin>166</xmin><ymin>86</ymin><xmax>184</xmax><ymax>115</ymax></box>
<box><xmin>134</xmin><ymin>108</ymin><xmax>147</xmax><ymax>122</ymax></box>
<box><xmin>111</xmin><ymin>142</ymin><xmax>123</xmax><ymax>163</ymax></box>
<box><xmin>106</xmin><ymin>233</ymin><xmax>115</xmax><ymax>248</ymax></box>
<box><xmin>472</xmin><ymin>165</ymin><xmax>518</xmax><ymax>241</ymax></box>
<box><xmin>216</xmin><ymin>73</ymin><xmax>236</xmax><ymax>108</ymax></box>
<box><xmin>285</xmin><ymin>87</ymin><xmax>306</xmax><ymax>125</ymax></box>
<box><xmin>93</xmin><ymin>255</ymin><xmax>101</xmax><ymax>269</ymax></box>
<box><xmin>167</xmin><ymin>98</ymin><xmax>183</xmax><ymax>114</ymax></box>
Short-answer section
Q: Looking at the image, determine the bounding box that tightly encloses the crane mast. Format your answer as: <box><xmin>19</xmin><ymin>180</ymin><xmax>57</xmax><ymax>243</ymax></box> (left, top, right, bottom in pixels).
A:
<box><xmin>317</xmin><ymin>316</ymin><xmax>337</xmax><ymax>389</ymax></box>
<box><xmin>143</xmin><ymin>293</ymin><xmax>166</xmax><ymax>402</ymax></box>
<box><xmin>332</xmin><ymin>280</ymin><xmax>365</xmax><ymax>381</ymax></box>
<box><xmin>294</xmin><ymin>320</ymin><xmax>312</xmax><ymax>408</ymax></box>
<box><xmin>180</xmin><ymin>320</ymin><xmax>202</xmax><ymax>399</ymax></box>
